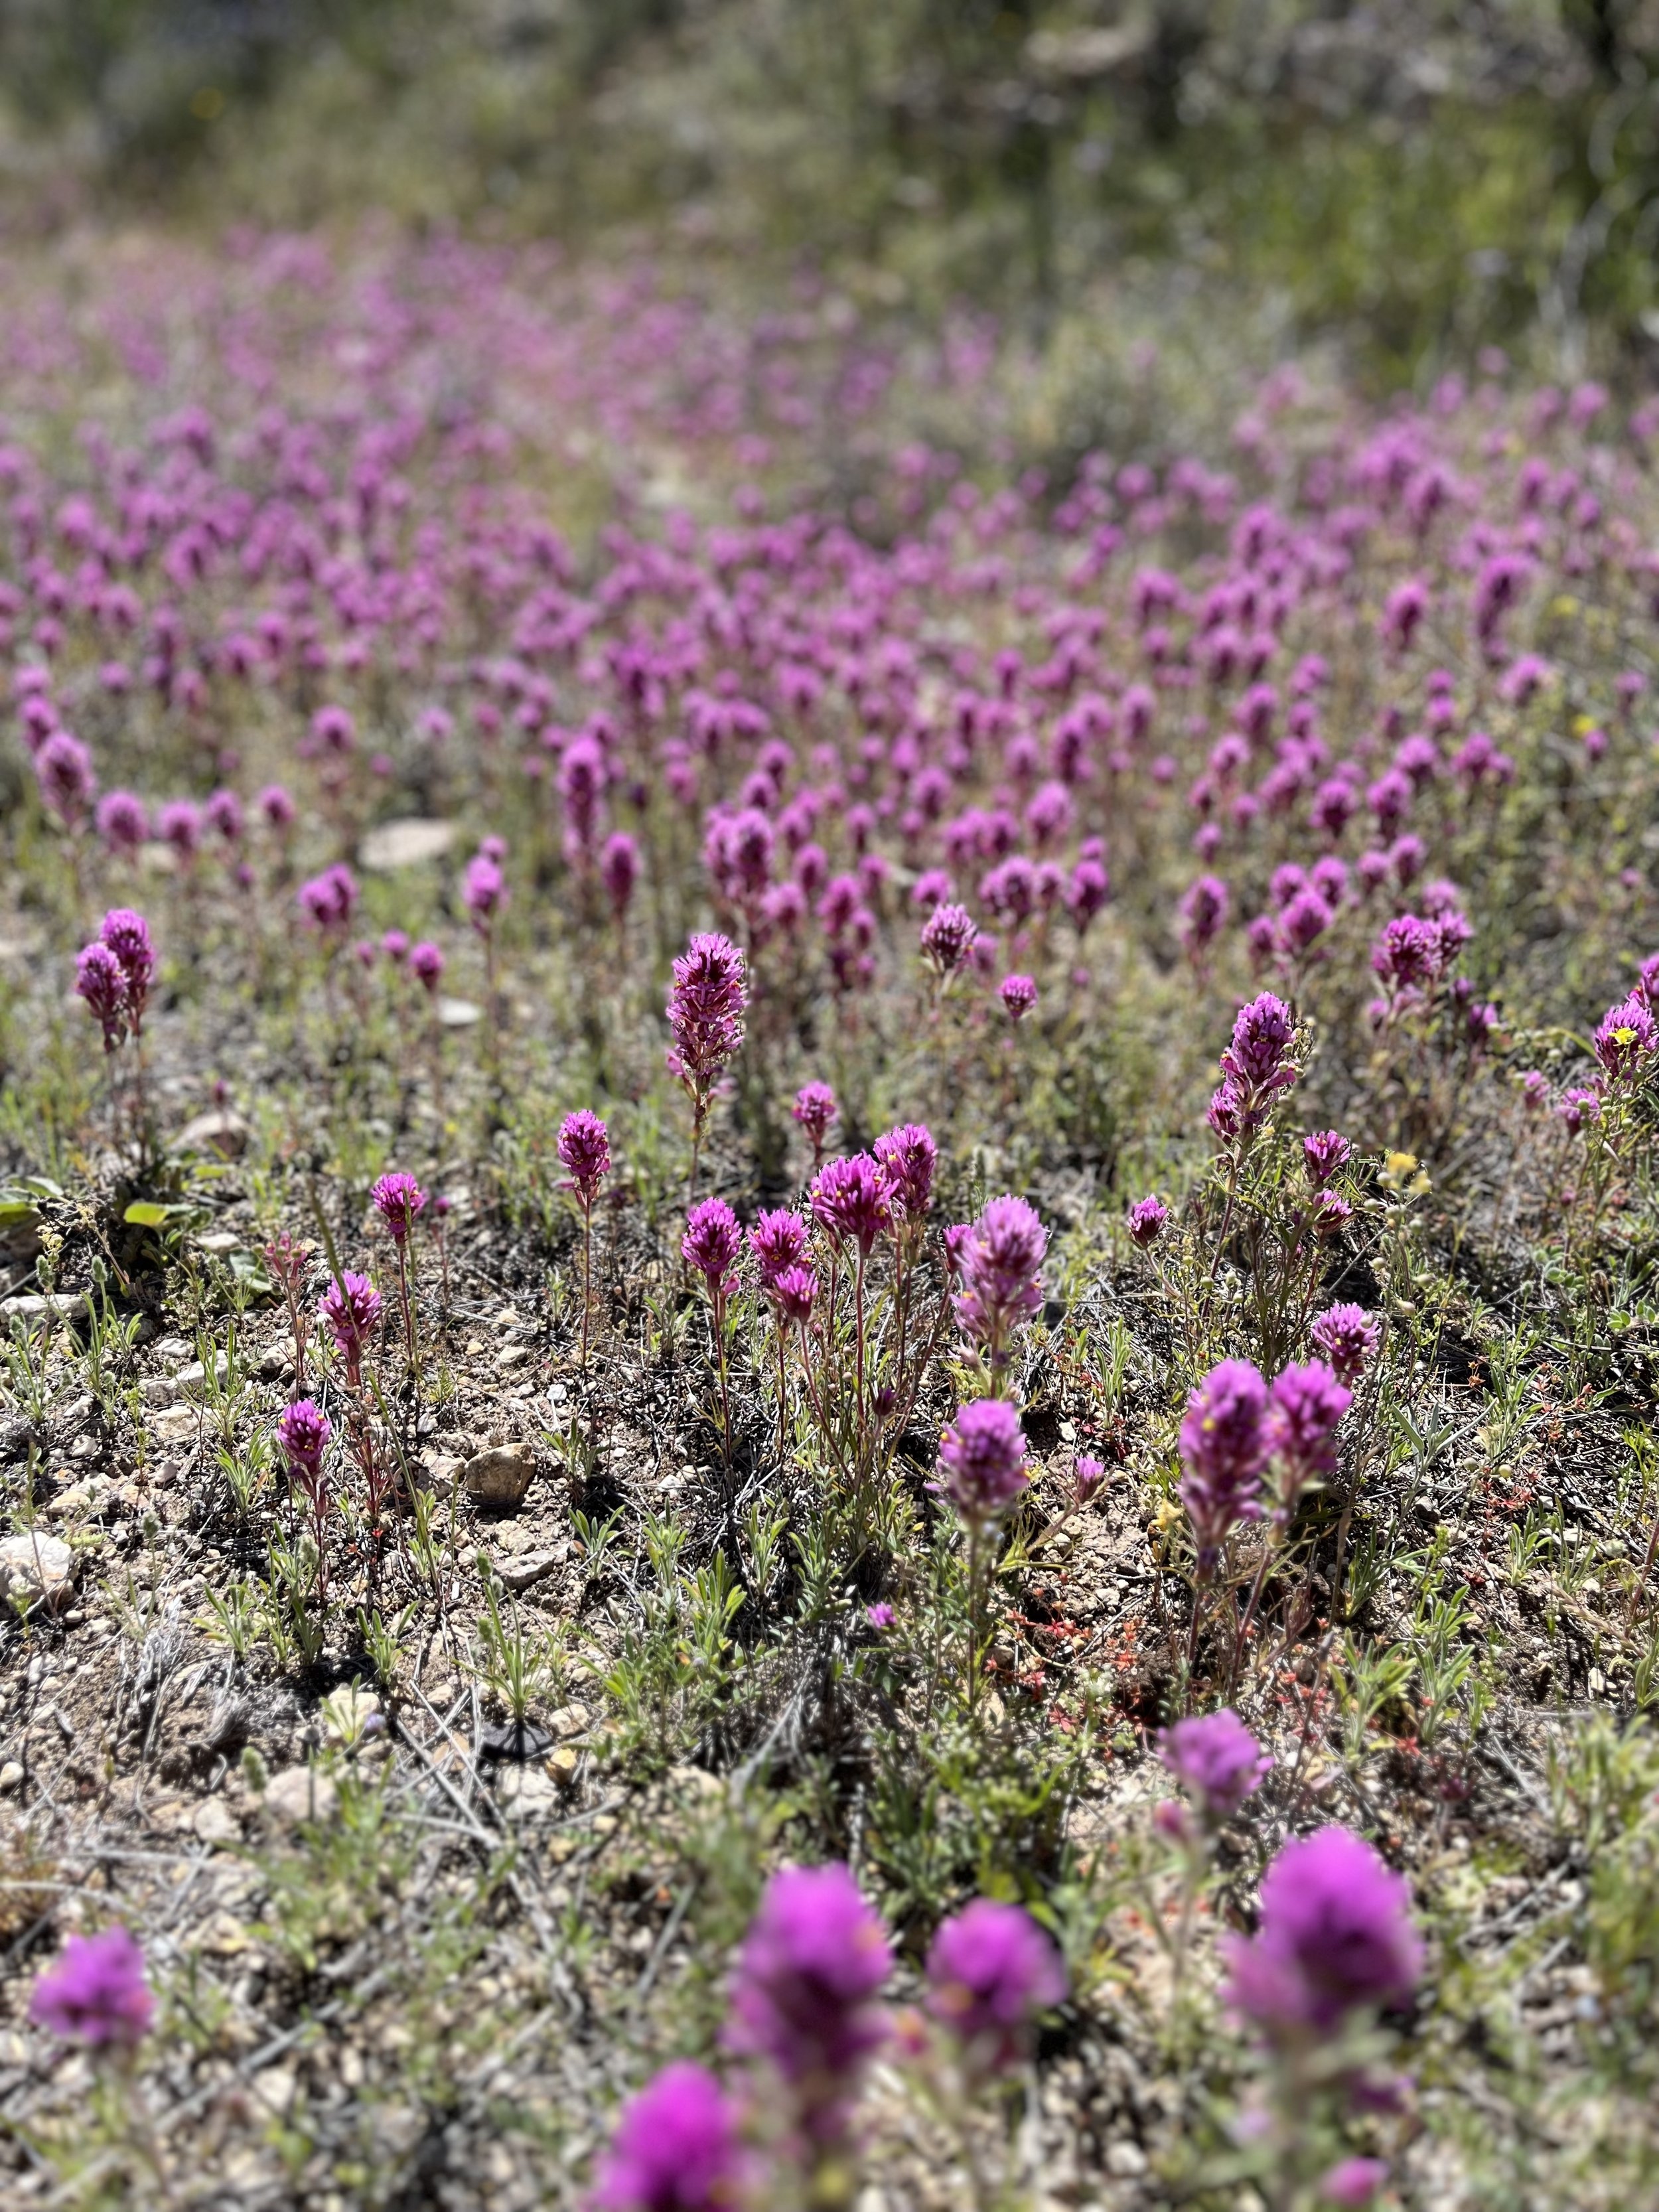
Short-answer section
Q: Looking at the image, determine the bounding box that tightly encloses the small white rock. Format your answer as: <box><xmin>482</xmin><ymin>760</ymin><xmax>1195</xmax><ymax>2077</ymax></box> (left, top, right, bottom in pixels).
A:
<box><xmin>261</xmin><ymin>1765</ymin><xmax>340</xmax><ymax>1828</ymax></box>
<box><xmin>0</xmin><ymin>1532</ymin><xmax>72</xmax><ymax>1605</ymax></box>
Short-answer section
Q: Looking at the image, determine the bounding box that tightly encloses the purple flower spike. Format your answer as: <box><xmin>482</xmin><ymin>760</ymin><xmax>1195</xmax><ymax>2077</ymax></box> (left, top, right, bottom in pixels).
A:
<box><xmin>100</xmin><ymin>908</ymin><xmax>155</xmax><ymax>1025</ymax></box>
<box><xmin>371</xmin><ymin>1172</ymin><xmax>427</xmax><ymax>1246</ymax></box>
<box><xmin>30</xmin><ymin>1927</ymin><xmax>153</xmax><ymax>2048</ymax></box>
<box><xmin>1309</xmin><ymin>1303</ymin><xmax>1382</xmax><ymax>1386</ymax></box>
<box><xmin>1219</xmin><ymin>992</ymin><xmax>1299</xmax><ymax>1127</ymax></box>
<box><xmin>920</xmin><ymin>900</ymin><xmax>977</xmax><ymax>977</ymax></box>
<box><xmin>999</xmin><ymin>974</ymin><xmax>1038</xmax><ymax>1021</ymax></box>
<box><xmin>954</xmin><ymin>1195</ymin><xmax>1046</xmax><ymax>1368</ymax></box>
<box><xmin>1593</xmin><ymin>994</ymin><xmax>1658</xmax><ymax>1084</ymax></box>
<box><xmin>1320</xmin><ymin>2158</ymin><xmax>1391</xmax><ymax>2207</ymax></box>
<box><xmin>463</xmin><ymin>850</ymin><xmax>508</xmax><ymax>926</ymax></box>
<box><xmin>557</xmin><ymin>1110</ymin><xmax>611</xmax><ymax>1209</ymax></box>
<box><xmin>792</xmin><ymin>1080</ymin><xmax>838</xmax><ymax>1153</ymax></box>
<box><xmin>682</xmin><ymin>1198</ymin><xmax>742</xmax><ymax>1291</ymax></box>
<box><xmin>410</xmin><ymin>940</ymin><xmax>446</xmax><ymax>993</ymax></box>
<box><xmin>1302</xmin><ymin>1130</ymin><xmax>1352</xmax><ymax>1187</ymax></box>
<box><xmin>1268</xmin><ymin>1361</ymin><xmax>1352</xmax><ymax>1510</ymax></box>
<box><xmin>936</xmin><ymin>1398</ymin><xmax>1031</xmax><ymax>1525</ymax></box>
<box><xmin>749</xmin><ymin>1208</ymin><xmax>810</xmax><ymax>1288</ymax></box>
<box><xmin>591</xmin><ymin>2061</ymin><xmax>743</xmax><ymax>2212</ymax></box>
<box><xmin>810</xmin><ymin>1153</ymin><xmax>894</xmax><ymax>1258</ymax></box>
<box><xmin>772</xmin><ymin>1264</ymin><xmax>818</xmax><ymax>1325</ymax></box>
<box><xmin>725</xmin><ymin>1863</ymin><xmax>891</xmax><ymax>2148</ymax></box>
<box><xmin>924</xmin><ymin>1899</ymin><xmax>1067</xmax><ymax>2077</ymax></box>
<box><xmin>1179</xmin><ymin>873</ymin><xmax>1229</xmax><ymax>959</ymax></box>
<box><xmin>1127</xmin><ymin>1196</ymin><xmax>1169</xmax><ymax>1248</ymax></box>
<box><xmin>1157</xmin><ymin>1709</ymin><xmax>1272</xmax><ymax>1825</ymax></box>
<box><xmin>1221</xmin><ymin>1826</ymin><xmax>1423</xmax><ymax>2041</ymax></box>
<box><xmin>873</xmin><ymin>1124</ymin><xmax>937</xmax><ymax>1222</ymax></box>
<box><xmin>1179</xmin><ymin>1359</ymin><xmax>1269</xmax><ymax>1570</ymax></box>
<box><xmin>277</xmin><ymin>1398</ymin><xmax>332</xmax><ymax>1484</ymax></box>
<box><xmin>319</xmin><ymin>1272</ymin><xmax>382</xmax><ymax>1382</ymax></box>
<box><xmin>601</xmin><ymin>832</ymin><xmax>639</xmax><ymax>921</ymax></box>
<box><xmin>76</xmin><ymin>941</ymin><xmax>128</xmax><ymax>1051</ymax></box>
<box><xmin>667</xmin><ymin>933</ymin><xmax>748</xmax><ymax>1115</ymax></box>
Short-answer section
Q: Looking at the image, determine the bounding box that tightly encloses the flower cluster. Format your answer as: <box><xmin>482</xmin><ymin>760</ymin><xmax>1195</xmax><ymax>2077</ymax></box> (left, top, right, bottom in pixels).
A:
<box><xmin>74</xmin><ymin>907</ymin><xmax>156</xmax><ymax>1052</ymax></box>
<box><xmin>667</xmin><ymin>932</ymin><xmax>749</xmax><ymax>1126</ymax></box>
<box><xmin>952</xmin><ymin>1194</ymin><xmax>1046</xmax><ymax>1371</ymax></box>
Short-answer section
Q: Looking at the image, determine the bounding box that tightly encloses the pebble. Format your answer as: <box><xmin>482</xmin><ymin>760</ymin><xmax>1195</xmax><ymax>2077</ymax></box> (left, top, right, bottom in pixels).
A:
<box><xmin>419</xmin><ymin>1453</ymin><xmax>464</xmax><ymax>1500</ymax></box>
<box><xmin>261</xmin><ymin>1764</ymin><xmax>340</xmax><ymax>1828</ymax></box>
<box><xmin>463</xmin><ymin>1443</ymin><xmax>534</xmax><ymax>1510</ymax></box>
<box><xmin>0</xmin><ymin>1532</ymin><xmax>72</xmax><ymax>1605</ymax></box>
<box><xmin>498</xmin><ymin>1550</ymin><xmax>559</xmax><ymax>1593</ymax></box>
<box><xmin>193</xmin><ymin>1799</ymin><xmax>242</xmax><ymax>1846</ymax></box>
<box><xmin>359</xmin><ymin>817</ymin><xmax>455</xmax><ymax>870</ymax></box>
<box><xmin>0</xmin><ymin>1293</ymin><xmax>88</xmax><ymax>1329</ymax></box>
<box><xmin>176</xmin><ymin>1112</ymin><xmax>251</xmax><ymax>1161</ymax></box>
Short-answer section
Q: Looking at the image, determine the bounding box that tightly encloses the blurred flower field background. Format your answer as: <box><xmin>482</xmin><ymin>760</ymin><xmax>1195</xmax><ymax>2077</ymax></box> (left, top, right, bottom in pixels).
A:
<box><xmin>3</xmin><ymin>7</ymin><xmax>1659</xmax><ymax>2211</ymax></box>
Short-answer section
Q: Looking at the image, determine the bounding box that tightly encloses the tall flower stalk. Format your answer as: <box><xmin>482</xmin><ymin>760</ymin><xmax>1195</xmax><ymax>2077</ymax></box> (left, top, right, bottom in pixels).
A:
<box><xmin>558</xmin><ymin>1110</ymin><xmax>611</xmax><ymax>1366</ymax></box>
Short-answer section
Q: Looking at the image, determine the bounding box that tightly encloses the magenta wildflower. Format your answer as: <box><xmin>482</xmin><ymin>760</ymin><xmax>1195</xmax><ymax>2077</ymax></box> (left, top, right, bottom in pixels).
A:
<box><xmin>29</xmin><ymin>1927</ymin><xmax>153</xmax><ymax>2049</ymax></box>
<box><xmin>319</xmin><ymin>1272</ymin><xmax>381</xmax><ymax>1384</ymax></box>
<box><xmin>463</xmin><ymin>850</ymin><xmax>508</xmax><ymax>927</ymax></box>
<box><xmin>1127</xmin><ymin>1195</ymin><xmax>1169</xmax><ymax>1247</ymax></box>
<box><xmin>667</xmin><ymin>932</ymin><xmax>748</xmax><ymax>1134</ymax></box>
<box><xmin>1074</xmin><ymin>1455</ymin><xmax>1107</xmax><ymax>1507</ymax></box>
<box><xmin>558</xmin><ymin>1110</ymin><xmax>612</xmax><ymax>1208</ymax></box>
<box><xmin>1157</xmin><ymin>1709</ymin><xmax>1272</xmax><ymax>1824</ymax></box>
<box><xmin>725</xmin><ymin>1863</ymin><xmax>891</xmax><ymax>2148</ymax></box>
<box><xmin>1303</xmin><ymin>1131</ymin><xmax>1352</xmax><ymax>1187</ymax></box>
<box><xmin>35</xmin><ymin>729</ymin><xmax>97</xmax><ymax>826</ymax></box>
<box><xmin>96</xmin><ymin>790</ymin><xmax>147</xmax><ymax>855</ymax></box>
<box><xmin>924</xmin><ymin>1900</ymin><xmax>1067</xmax><ymax>2077</ymax></box>
<box><xmin>1267</xmin><ymin>1361</ymin><xmax>1352</xmax><ymax>1510</ymax></box>
<box><xmin>277</xmin><ymin>1398</ymin><xmax>332</xmax><ymax>1486</ymax></box>
<box><xmin>371</xmin><ymin>1172</ymin><xmax>427</xmax><ymax>1245</ymax></box>
<box><xmin>954</xmin><ymin>1195</ymin><xmax>1046</xmax><ymax>1370</ymax></box>
<box><xmin>1557</xmin><ymin>1085</ymin><xmax>1603</xmax><ymax>1134</ymax></box>
<box><xmin>1179</xmin><ymin>873</ymin><xmax>1229</xmax><ymax>960</ymax></box>
<box><xmin>591</xmin><ymin>2062</ymin><xmax>743</xmax><ymax>2212</ymax></box>
<box><xmin>792</xmin><ymin>1080</ymin><xmax>838</xmax><ymax>1165</ymax></box>
<box><xmin>298</xmin><ymin>863</ymin><xmax>359</xmax><ymax>936</ymax></box>
<box><xmin>410</xmin><ymin>940</ymin><xmax>445</xmax><ymax>993</ymax></box>
<box><xmin>810</xmin><ymin>1153</ymin><xmax>894</xmax><ymax>1258</ymax></box>
<box><xmin>601</xmin><ymin>831</ymin><xmax>639</xmax><ymax>922</ymax></box>
<box><xmin>1179</xmin><ymin>1359</ymin><xmax>1269</xmax><ymax>1570</ymax></box>
<box><xmin>920</xmin><ymin>899</ymin><xmax>976</xmax><ymax>978</ymax></box>
<box><xmin>772</xmin><ymin>1264</ymin><xmax>819</xmax><ymax>1325</ymax></box>
<box><xmin>1593</xmin><ymin>994</ymin><xmax>1657</xmax><ymax>1084</ymax></box>
<box><xmin>1319</xmin><ymin>2158</ymin><xmax>1391</xmax><ymax>2207</ymax></box>
<box><xmin>999</xmin><ymin>974</ymin><xmax>1038</xmax><ymax>1021</ymax></box>
<box><xmin>683</xmin><ymin>1198</ymin><xmax>742</xmax><ymax>1292</ymax></box>
<box><xmin>936</xmin><ymin>1398</ymin><xmax>1031</xmax><ymax>1524</ymax></box>
<box><xmin>749</xmin><ymin>1208</ymin><xmax>810</xmax><ymax>1288</ymax></box>
<box><xmin>1221</xmin><ymin>1826</ymin><xmax>1423</xmax><ymax>2041</ymax></box>
<box><xmin>873</xmin><ymin>1123</ymin><xmax>937</xmax><ymax>1222</ymax></box>
<box><xmin>100</xmin><ymin>908</ymin><xmax>155</xmax><ymax>1025</ymax></box>
<box><xmin>76</xmin><ymin>941</ymin><xmax>128</xmax><ymax>1051</ymax></box>
<box><xmin>1219</xmin><ymin>994</ymin><xmax>1299</xmax><ymax>1122</ymax></box>
<box><xmin>1310</xmin><ymin>1305</ymin><xmax>1381</xmax><ymax>1385</ymax></box>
